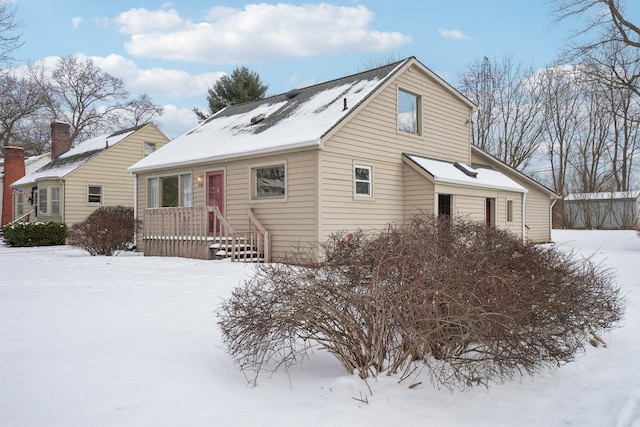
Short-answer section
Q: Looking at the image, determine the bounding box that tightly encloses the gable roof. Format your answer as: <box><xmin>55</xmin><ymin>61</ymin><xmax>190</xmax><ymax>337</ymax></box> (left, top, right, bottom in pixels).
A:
<box><xmin>403</xmin><ymin>154</ymin><xmax>527</xmax><ymax>193</ymax></box>
<box><xmin>470</xmin><ymin>146</ymin><xmax>560</xmax><ymax>199</ymax></box>
<box><xmin>12</xmin><ymin>125</ymin><xmax>142</xmax><ymax>187</ymax></box>
<box><xmin>129</xmin><ymin>57</ymin><xmax>476</xmax><ymax>173</ymax></box>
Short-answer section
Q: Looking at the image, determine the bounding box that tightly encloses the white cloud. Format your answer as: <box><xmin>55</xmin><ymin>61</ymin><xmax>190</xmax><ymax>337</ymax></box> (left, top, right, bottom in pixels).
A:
<box><xmin>16</xmin><ymin>54</ymin><xmax>219</xmax><ymax>136</ymax></box>
<box><xmin>71</xmin><ymin>17</ymin><xmax>84</xmax><ymax>29</ymax></box>
<box><xmin>111</xmin><ymin>4</ymin><xmax>412</xmax><ymax>64</ymax></box>
<box><xmin>438</xmin><ymin>28</ymin><xmax>469</xmax><ymax>40</ymax></box>
<box><xmin>156</xmin><ymin>104</ymin><xmax>199</xmax><ymax>139</ymax></box>
<box><xmin>114</xmin><ymin>7</ymin><xmax>185</xmax><ymax>34</ymax></box>
<box><xmin>90</xmin><ymin>54</ymin><xmax>224</xmax><ymax>99</ymax></box>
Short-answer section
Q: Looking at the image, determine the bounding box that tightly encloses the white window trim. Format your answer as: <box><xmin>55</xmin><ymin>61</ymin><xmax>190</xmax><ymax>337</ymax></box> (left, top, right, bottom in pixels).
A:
<box><xmin>146</xmin><ymin>172</ymin><xmax>193</xmax><ymax>208</ymax></box>
<box><xmin>250</xmin><ymin>161</ymin><xmax>287</xmax><ymax>202</ymax></box>
<box><xmin>354</xmin><ymin>162</ymin><xmax>374</xmax><ymax>199</ymax></box>
<box><xmin>87</xmin><ymin>185</ymin><xmax>103</xmax><ymax>205</ymax></box>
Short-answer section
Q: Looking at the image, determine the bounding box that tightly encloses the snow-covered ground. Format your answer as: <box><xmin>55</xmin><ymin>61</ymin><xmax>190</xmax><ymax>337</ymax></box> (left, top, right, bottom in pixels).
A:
<box><xmin>1</xmin><ymin>230</ymin><xmax>638</xmax><ymax>427</ymax></box>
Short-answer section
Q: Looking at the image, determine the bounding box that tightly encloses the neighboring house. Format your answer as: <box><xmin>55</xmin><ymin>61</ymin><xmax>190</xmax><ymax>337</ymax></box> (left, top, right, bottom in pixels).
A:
<box><xmin>564</xmin><ymin>191</ymin><xmax>640</xmax><ymax>230</ymax></box>
<box><xmin>1</xmin><ymin>150</ymin><xmax>51</xmax><ymax>226</ymax></box>
<box><xmin>11</xmin><ymin>121</ymin><xmax>169</xmax><ymax>227</ymax></box>
<box><xmin>129</xmin><ymin>57</ymin><xmax>559</xmax><ymax>262</ymax></box>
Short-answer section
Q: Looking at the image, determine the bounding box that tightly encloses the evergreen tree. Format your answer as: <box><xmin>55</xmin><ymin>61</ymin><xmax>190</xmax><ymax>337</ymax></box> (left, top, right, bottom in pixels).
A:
<box><xmin>194</xmin><ymin>67</ymin><xmax>268</xmax><ymax>121</ymax></box>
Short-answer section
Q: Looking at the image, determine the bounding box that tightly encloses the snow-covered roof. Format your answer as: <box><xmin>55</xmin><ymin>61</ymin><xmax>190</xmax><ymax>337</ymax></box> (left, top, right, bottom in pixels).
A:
<box><xmin>565</xmin><ymin>191</ymin><xmax>640</xmax><ymax>201</ymax></box>
<box><xmin>404</xmin><ymin>154</ymin><xmax>527</xmax><ymax>193</ymax></box>
<box><xmin>129</xmin><ymin>59</ymin><xmax>410</xmax><ymax>173</ymax></box>
<box><xmin>12</xmin><ymin>128</ymin><xmax>136</xmax><ymax>187</ymax></box>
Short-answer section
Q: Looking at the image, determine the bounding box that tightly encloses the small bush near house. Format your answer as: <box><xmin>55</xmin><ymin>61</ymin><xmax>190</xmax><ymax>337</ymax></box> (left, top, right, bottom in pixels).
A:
<box><xmin>218</xmin><ymin>214</ymin><xmax>625</xmax><ymax>391</ymax></box>
<box><xmin>67</xmin><ymin>206</ymin><xmax>140</xmax><ymax>256</ymax></box>
<box><xmin>2</xmin><ymin>222</ymin><xmax>67</xmax><ymax>247</ymax></box>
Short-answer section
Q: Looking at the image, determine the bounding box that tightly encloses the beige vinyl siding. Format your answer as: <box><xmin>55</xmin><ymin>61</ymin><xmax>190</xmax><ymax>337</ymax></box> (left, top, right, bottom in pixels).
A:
<box><xmin>470</xmin><ymin>149</ymin><xmax>555</xmax><ymax>243</ymax></box>
<box><xmin>318</xmin><ymin>64</ymin><xmax>473</xmax><ymax>239</ymax></box>
<box><xmin>135</xmin><ymin>150</ymin><xmax>318</xmax><ymax>260</ymax></box>
<box><xmin>523</xmin><ymin>190</ymin><xmax>553</xmax><ymax>242</ymax></box>
<box><xmin>64</xmin><ymin>125</ymin><xmax>169</xmax><ymax>226</ymax></box>
<box><xmin>403</xmin><ymin>163</ymin><xmax>434</xmax><ymax>219</ymax></box>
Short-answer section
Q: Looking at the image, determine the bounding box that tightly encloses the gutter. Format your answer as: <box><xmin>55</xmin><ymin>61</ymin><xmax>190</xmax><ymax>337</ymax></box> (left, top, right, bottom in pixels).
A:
<box><xmin>128</xmin><ymin>138</ymin><xmax>322</xmax><ymax>174</ymax></box>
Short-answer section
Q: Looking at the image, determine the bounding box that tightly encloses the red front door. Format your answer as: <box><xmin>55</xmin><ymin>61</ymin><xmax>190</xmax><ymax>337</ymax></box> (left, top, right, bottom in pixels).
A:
<box><xmin>207</xmin><ymin>171</ymin><xmax>224</xmax><ymax>234</ymax></box>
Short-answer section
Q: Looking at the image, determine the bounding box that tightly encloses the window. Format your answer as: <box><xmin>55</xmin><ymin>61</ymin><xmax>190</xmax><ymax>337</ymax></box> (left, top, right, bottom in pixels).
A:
<box><xmin>143</xmin><ymin>142</ymin><xmax>156</xmax><ymax>157</ymax></box>
<box><xmin>17</xmin><ymin>193</ymin><xmax>25</xmax><ymax>216</ymax></box>
<box><xmin>438</xmin><ymin>194</ymin><xmax>451</xmax><ymax>217</ymax></box>
<box><xmin>148</xmin><ymin>178</ymin><xmax>158</xmax><ymax>208</ymax></box>
<box><xmin>161</xmin><ymin>176</ymin><xmax>179</xmax><ymax>207</ymax></box>
<box><xmin>147</xmin><ymin>174</ymin><xmax>192</xmax><ymax>208</ymax></box>
<box><xmin>181</xmin><ymin>174</ymin><xmax>192</xmax><ymax>207</ymax></box>
<box><xmin>88</xmin><ymin>186</ymin><xmax>103</xmax><ymax>204</ymax></box>
<box><xmin>398</xmin><ymin>89</ymin><xmax>420</xmax><ymax>134</ymax></box>
<box><xmin>506</xmin><ymin>200</ymin><xmax>514</xmax><ymax>222</ymax></box>
<box><xmin>51</xmin><ymin>187</ymin><xmax>60</xmax><ymax>214</ymax></box>
<box><xmin>253</xmin><ymin>165</ymin><xmax>285</xmax><ymax>199</ymax></box>
<box><xmin>354</xmin><ymin>165</ymin><xmax>373</xmax><ymax>197</ymax></box>
<box><xmin>38</xmin><ymin>188</ymin><xmax>47</xmax><ymax>214</ymax></box>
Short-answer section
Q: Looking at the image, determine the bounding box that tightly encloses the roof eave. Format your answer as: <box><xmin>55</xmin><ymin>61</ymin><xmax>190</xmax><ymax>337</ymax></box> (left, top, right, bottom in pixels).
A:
<box><xmin>129</xmin><ymin>138</ymin><xmax>321</xmax><ymax>174</ymax></box>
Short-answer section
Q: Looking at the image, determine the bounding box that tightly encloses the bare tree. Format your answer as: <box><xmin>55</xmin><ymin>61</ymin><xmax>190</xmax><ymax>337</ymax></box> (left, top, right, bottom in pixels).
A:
<box><xmin>552</xmin><ymin>0</ymin><xmax>640</xmax><ymax>93</ymax></box>
<box><xmin>539</xmin><ymin>66</ymin><xmax>585</xmax><ymax>197</ymax></box>
<box><xmin>26</xmin><ymin>56</ymin><xmax>163</xmax><ymax>143</ymax></box>
<box><xmin>0</xmin><ymin>73</ymin><xmax>45</xmax><ymax>150</ymax></box>
<box><xmin>115</xmin><ymin>94</ymin><xmax>164</xmax><ymax>129</ymax></box>
<box><xmin>27</xmin><ymin>56</ymin><xmax>129</xmax><ymax>142</ymax></box>
<box><xmin>458</xmin><ymin>55</ymin><xmax>545</xmax><ymax>170</ymax></box>
<box><xmin>0</xmin><ymin>1</ymin><xmax>22</xmax><ymax>69</ymax></box>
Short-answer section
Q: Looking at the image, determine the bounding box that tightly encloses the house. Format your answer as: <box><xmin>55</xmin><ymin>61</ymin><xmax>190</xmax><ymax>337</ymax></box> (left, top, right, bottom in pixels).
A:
<box><xmin>1</xmin><ymin>149</ymin><xmax>51</xmax><ymax>226</ymax></box>
<box><xmin>128</xmin><ymin>57</ymin><xmax>559</xmax><ymax>262</ymax></box>
<box><xmin>11</xmin><ymin>121</ymin><xmax>169</xmax><ymax>226</ymax></box>
<box><xmin>564</xmin><ymin>191</ymin><xmax>640</xmax><ymax>230</ymax></box>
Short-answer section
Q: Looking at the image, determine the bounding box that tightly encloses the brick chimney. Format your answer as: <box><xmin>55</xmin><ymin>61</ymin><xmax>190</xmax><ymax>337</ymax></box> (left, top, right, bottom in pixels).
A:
<box><xmin>2</xmin><ymin>146</ymin><xmax>26</xmax><ymax>226</ymax></box>
<box><xmin>51</xmin><ymin>120</ymin><xmax>71</xmax><ymax>159</ymax></box>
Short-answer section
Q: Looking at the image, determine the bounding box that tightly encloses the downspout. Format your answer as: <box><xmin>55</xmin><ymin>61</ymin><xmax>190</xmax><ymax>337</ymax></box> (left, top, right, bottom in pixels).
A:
<box><xmin>549</xmin><ymin>196</ymin><xmax>558</xmax><ymax>241</ymax></box>
<box><xmin>521</xmin><ymin>191</ymin><xmax>527</xmax><ymax>244</ymax></box>
<box><xmin>133</xmin><ymin>172</ymin><xmax>138</xmax><ymax>248</ymax></box>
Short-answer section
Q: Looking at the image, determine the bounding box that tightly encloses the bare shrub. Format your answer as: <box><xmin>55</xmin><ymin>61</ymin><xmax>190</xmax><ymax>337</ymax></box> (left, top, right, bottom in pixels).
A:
<box><xmin>218</xmin><ymin>214</ymin><xmax>625</xmax><ymax>390</ymax></box>
<box><xmin>67</xmin><ymin>206</ymin><xmax>140</xmax><ymax>256</ymax></box>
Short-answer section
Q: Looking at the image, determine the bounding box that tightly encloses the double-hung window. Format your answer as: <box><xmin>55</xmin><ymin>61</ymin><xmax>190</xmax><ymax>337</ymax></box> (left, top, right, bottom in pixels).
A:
<box><xmin>354</xmin><ymin>164</ymin><xmax>373</xmax><ymax>197</ymax></box>
<box><xmin>51</xmin><ymin>187</ymin><xmax>60</xmax><ymax>214</ymax></box>
<box><xmin>398</xmin><ymin>88</ymin><xmax>421</xmax><ymax>134</ymax></box>
<box><xmin>147</xmin><ymin>174</ymin><xmax>193</xmax><ymax>208</ymax></box>
<box><xmin>38</xmin><ymin>188</ymin><xmax>48</xmax><ymax>214</ymax></box>
<box><xmin>88</xmin><ymin>185</ymin><xmax>103</xmax><ymax>204</ymax></box>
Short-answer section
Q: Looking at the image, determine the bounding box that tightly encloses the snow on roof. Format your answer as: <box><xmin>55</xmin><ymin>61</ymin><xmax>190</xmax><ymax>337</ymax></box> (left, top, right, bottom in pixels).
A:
<box><xmin>129</xmin><ymin>60</ymin><xmax>407</xmax><ymax>173</ymax></box>
<box><xmin>565</xmin><ymin>191</ymin><xmax>640</xmax><ymax>201</ymax></box>
<box><xmin>405</xmin><ymin>154</ymin><xmax>527</xmax><ymax>193</ymax></box>
<box><xmin>12</xmin><ymin>130</ymin><xmax>134</xmax><ymax>186</ymax></box>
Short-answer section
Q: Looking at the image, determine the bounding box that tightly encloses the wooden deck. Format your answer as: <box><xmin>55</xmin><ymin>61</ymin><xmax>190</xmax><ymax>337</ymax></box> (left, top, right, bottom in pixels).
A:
<box><xmin>142</xmin><ymin>206</ymin><xmax>270</xmax><ymax>262</ymax></box>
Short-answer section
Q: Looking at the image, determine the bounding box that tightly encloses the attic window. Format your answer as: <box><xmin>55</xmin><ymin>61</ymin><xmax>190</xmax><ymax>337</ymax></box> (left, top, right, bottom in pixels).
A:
<box><xmin>250</xmin><ymin>113</ymin><xmax>265</xmax><ymax>125</ymax></box>
<box><xmin>453</xmin><ymin>162</ymin><xmax>478</xmax><ymax>178</ymax></box>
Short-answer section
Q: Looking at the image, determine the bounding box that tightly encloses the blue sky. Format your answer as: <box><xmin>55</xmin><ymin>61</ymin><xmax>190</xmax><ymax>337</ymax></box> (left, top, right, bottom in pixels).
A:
<box><xmin>12</xmin><ymin>0</ymin><xmax>635</xmax><ymax>138</ymax></box>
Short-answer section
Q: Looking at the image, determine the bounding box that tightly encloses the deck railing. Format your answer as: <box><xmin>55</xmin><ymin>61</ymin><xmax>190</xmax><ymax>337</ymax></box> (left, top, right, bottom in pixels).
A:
<box><xmin>142</xmin><ymin>206</ymin><xmax>269</xmax><ymax>262</ymax></box>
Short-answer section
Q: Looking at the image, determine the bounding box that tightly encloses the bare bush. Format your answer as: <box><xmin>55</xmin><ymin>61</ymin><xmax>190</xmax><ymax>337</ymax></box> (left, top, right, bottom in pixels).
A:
<box><xmin>218</xmin><ymin>214</ymin><xmax>625</xmax><ymax>390</ymax></box>
<box><xmin>67</xmin><ymin>206</ymin><xmax>140</xmax><ymax>256</ymax></box>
